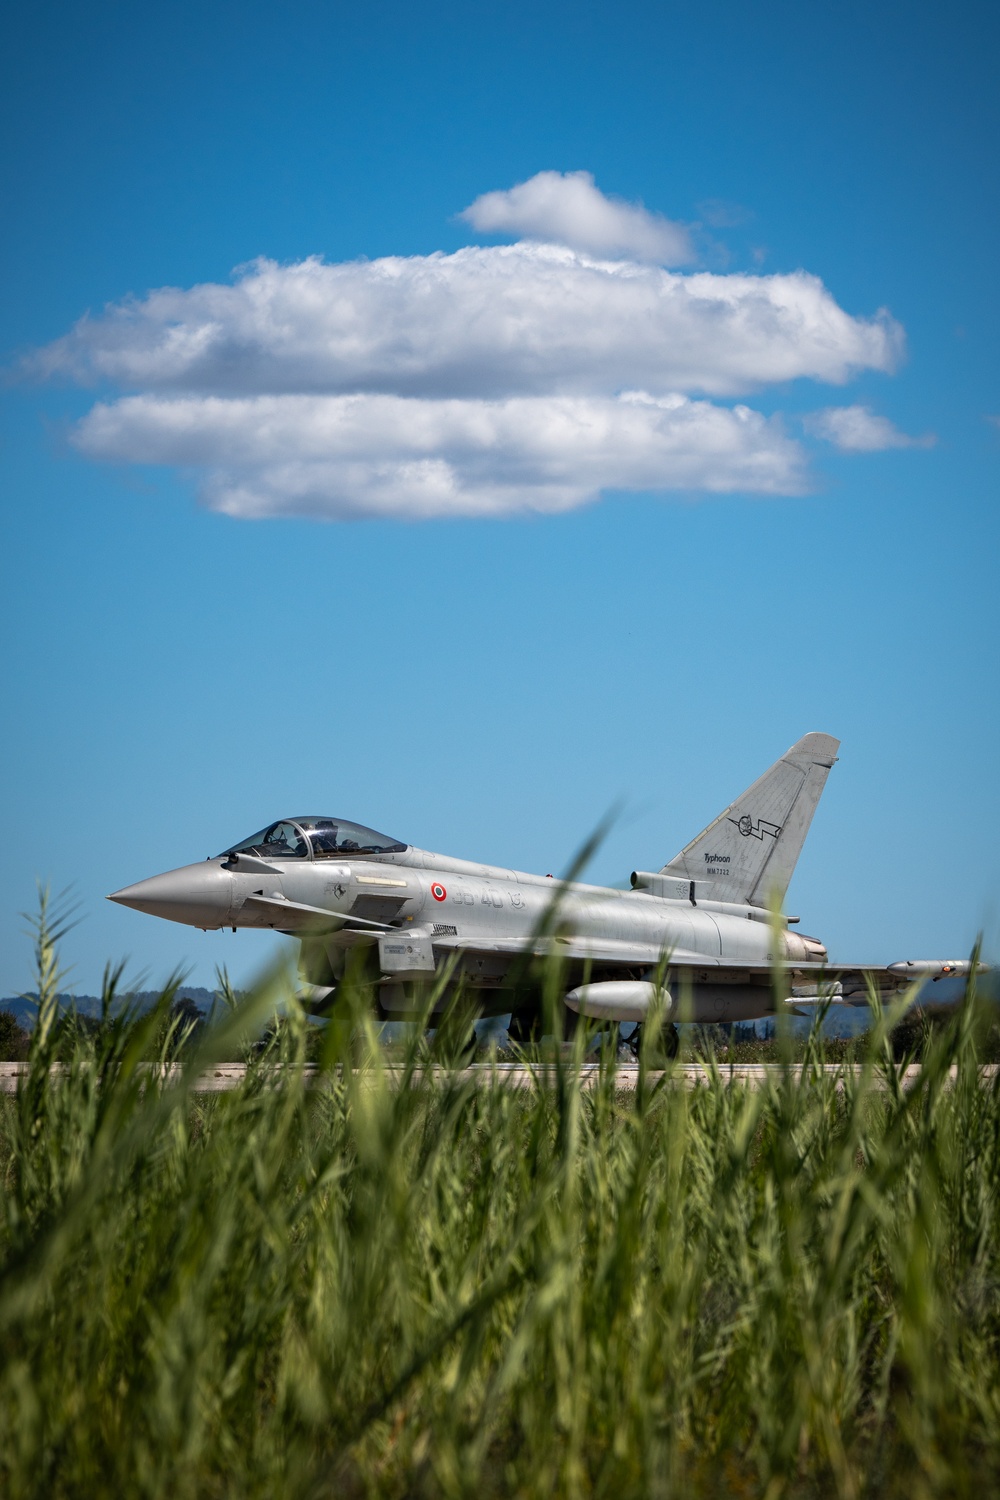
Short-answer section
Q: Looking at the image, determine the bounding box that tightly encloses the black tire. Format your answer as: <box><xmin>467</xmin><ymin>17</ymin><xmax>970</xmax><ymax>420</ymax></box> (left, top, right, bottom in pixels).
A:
<box><xmin>628</xmin><ymin>1022</ymin><xmax>679</xmax><ymax>1061</ymax></box>
<box><xmin>507</xmin><ymin>1007</ymin><xmax>541</xmax><ymax>1047</ymax></box>
<box><xmin>508</xmin><ymin>1004</ymin><xmax>582</xmax><ymax>1048</ymax></box>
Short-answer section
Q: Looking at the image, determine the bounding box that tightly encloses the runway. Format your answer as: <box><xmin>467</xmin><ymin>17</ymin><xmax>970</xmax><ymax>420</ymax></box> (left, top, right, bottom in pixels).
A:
<box><xmin>0</xmin><ymin>1060</ymin><xmax>996</xmax><ymax>1094</ymax></box>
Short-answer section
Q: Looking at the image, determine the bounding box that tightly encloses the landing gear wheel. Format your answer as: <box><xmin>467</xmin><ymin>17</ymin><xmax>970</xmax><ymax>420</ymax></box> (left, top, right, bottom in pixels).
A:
<box><xmin>507</xmin><ymin>1008</ymin><xmax>541</xmax><ymax>1048</ymax></box>
<box><xmin>628</xmin><ymin>1022</ymin><xmax>679</xmax><ymax>1061</ymax></box>
<box><xmin>507</xmin><ymin>1006</ymin><xmax>583</xmax><ymax>1050</ymax></box>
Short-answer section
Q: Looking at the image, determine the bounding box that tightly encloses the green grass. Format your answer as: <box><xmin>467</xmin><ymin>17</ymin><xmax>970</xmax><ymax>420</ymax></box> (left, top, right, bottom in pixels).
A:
<box><xmin>1</xmin><ymin>902</ymin><xmax>999</xmax><ymax>1497</ymax></box>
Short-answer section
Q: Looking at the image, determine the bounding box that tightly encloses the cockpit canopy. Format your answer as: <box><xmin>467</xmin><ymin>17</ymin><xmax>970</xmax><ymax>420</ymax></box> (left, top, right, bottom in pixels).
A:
<box><xmin>220</xmin><ymin>818</ymin><xmax>407</xmax><ymax>861</ymax></box>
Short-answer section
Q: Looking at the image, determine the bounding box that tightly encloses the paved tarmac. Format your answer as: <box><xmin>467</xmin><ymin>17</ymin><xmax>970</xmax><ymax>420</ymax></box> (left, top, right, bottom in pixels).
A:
<box><xmin>1</xmin><ymin>1060</ymin><xmax>997</xmax><ymax>1093</ymax></box>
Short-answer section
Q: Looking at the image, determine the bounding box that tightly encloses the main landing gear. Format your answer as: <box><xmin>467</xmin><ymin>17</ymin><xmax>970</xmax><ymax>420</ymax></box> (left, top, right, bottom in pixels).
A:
<box><xmin>507</xmin><ymin>1005</ymin><xmax>585</xmax><ymax>1048</ymax></box>
<box><xmin>628</xmin><ymin>1022</ymin><xmax>680</xmax><ymax>1062</ymax></box>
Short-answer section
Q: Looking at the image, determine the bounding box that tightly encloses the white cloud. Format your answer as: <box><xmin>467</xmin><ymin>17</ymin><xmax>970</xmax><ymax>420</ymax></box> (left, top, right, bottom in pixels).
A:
<box><xmin>31</xmin><ymin>244</ymin><xmax>902</xmax><ymax>401</ymax></box>
<box><xmin>23</xmin><ymin>173</ymin><xmax>919</xmax><ymax>521</ymax></box>
<box><xmin>804</xmin><ymin>404</ymin><xmax>935</xmax><ymax>452</ymax></box>
<box><xmin>75</xmin><ymin>392</ymin><xmax>804</xmax><ymax>519</ymax></box>
<box><xmin>459</xmin><ymin>170</ymin><xmax>693</xmax><ymax>264</ymax></box>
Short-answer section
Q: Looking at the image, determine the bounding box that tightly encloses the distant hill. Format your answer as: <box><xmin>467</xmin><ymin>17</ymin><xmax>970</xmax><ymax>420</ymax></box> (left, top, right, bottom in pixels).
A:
<box><xmin>0</xmin><ymin>987</ymin><xmax>222</xmax><ymax>1031</ymax></box>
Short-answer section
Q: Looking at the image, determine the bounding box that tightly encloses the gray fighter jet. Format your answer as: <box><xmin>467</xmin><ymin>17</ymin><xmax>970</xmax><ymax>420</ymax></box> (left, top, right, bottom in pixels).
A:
<box><xmin>109</xmin><ymin>733</ymin><xmax>977</xmax><ymax>1051</ymax></box>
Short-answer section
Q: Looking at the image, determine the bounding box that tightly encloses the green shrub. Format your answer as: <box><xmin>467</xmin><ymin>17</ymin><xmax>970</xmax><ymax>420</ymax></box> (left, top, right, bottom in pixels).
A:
<box><xmin>0</xmin><ymin>1010</ymin><xmax>28</xmax><ymax>1062</ymax></box>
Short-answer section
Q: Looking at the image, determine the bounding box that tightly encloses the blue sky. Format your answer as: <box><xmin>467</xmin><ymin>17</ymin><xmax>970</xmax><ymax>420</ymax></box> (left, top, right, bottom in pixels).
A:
<box><xmin>2</xmin><ymin>0</ymin><xmax>998</xmax><ymax>995</ymax></box>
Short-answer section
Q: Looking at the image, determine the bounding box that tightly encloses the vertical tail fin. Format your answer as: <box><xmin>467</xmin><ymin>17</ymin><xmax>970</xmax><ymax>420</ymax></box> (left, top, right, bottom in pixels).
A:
<box><xmin>660</xmin><ymin>732</ymin><xmax>840</xmax><ymax>906</ymax></box>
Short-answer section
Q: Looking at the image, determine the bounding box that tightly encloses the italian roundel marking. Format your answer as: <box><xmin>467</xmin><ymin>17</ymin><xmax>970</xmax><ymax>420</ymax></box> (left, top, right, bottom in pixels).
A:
<box><xmin>430</xmin><ymin>882</ymin><xmax>447</xmax><ymax>902</ymax></box>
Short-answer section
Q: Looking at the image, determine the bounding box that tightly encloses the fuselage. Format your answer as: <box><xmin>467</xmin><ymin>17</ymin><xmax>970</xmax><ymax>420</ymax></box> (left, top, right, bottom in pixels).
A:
<box><xmin>109</xmin><ymin>818</ymin><xmax>828</xmax><ymax>1024</ymax></box>
<box><xmin>107</xmin><ymin>743</ymin><xmax>983</xmax><ymax>1030</ymax></box>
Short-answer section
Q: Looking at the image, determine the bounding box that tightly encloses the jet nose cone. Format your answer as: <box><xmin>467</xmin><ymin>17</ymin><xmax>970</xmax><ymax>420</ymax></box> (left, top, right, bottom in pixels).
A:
<box><xmin>108</xmin><ymin>862</ymin><xmax>233</xmax><ymax>928</ymax></box>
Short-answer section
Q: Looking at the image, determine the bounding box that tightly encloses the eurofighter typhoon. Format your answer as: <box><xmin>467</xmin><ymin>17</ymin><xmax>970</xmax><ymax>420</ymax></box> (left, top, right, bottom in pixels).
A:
<box><xmin>109</xmin><ymin>734</ymin><xmax>976</xmax><ymax>1051</ymax></box>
